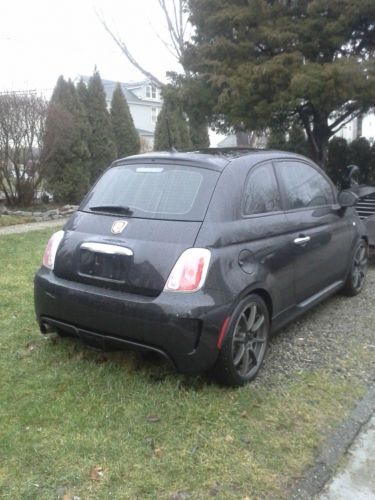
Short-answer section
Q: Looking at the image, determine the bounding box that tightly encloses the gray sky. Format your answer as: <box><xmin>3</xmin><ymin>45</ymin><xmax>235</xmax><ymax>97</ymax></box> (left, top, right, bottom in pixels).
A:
<box><xmin>0</xmin><ymin>0</ymin><xmax>182</xmax><ymax>94</ymax></box>
<box><xmin>0</xmin><ymin>0</ymin><xmax>224</xmax><ymax>145</ymax></box>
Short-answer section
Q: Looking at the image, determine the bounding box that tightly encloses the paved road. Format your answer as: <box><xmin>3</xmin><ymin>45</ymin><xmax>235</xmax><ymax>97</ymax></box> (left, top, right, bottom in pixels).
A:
<box><xmin>0</xmin><ymin>218</ymin><xmax>68</xmax><ymax>235</ymax></box>
<box><xmin>319</xmin><ymin>414</ymin><xmax>375</xmax><ymax>499</ymax></box>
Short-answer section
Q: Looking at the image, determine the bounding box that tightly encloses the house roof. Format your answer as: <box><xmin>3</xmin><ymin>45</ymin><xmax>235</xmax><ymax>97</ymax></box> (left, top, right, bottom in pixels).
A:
<box><xmin>101</xmin><ymin>79</ymin><xmax>142</xmax><ymax>104</ymax></box>
<box><xmin>137</xmin><ymin>128</ymin><xmax>154</xmax><ymax>136</ymax></box>
<box><xmin>78</xmin><ymin>76</ymin><xmax>161</xmax><ymax>105</ymax></box>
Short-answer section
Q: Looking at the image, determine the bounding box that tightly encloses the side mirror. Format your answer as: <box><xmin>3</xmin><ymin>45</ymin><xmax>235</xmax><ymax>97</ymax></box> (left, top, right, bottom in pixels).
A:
<box><xmin>338</xmin><ymin>190</ymin><xmax>359</xmax><ymax>208</ymax></box>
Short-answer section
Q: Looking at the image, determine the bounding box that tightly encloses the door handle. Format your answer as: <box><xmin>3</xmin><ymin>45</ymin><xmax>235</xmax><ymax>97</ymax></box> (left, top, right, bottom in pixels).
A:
<box><xmin>294</xmin><ymin>236</ymin><xmax>311</xmax><ymax>246</ymax></box>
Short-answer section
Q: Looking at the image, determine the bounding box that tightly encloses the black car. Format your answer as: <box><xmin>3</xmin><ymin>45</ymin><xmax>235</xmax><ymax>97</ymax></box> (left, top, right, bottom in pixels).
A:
<box><xmin>34</xmin><ymin>149</ymin><xmax>369</xmax><ymax>386</ymax></box>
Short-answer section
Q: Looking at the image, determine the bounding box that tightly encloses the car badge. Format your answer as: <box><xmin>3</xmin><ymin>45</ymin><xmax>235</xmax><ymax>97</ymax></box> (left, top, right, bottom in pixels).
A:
<box><xmin>111</xmin><ymin>220</ymin><xmax>128</xmax><ymax>235</ymax></box>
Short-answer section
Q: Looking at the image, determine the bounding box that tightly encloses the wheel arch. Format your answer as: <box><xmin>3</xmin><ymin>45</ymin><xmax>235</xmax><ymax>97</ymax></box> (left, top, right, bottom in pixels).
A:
<box><xmin>243</xmin><ymin>287</ymin><xmax>273</xmax><ymax>321</ymax></box>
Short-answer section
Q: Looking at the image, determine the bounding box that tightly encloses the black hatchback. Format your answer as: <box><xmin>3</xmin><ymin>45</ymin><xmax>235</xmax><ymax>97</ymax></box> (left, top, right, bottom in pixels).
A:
<box><xmin>34</xmin><ymin>149</ymin><xmax>368</xmax><ymax>386</ymax></box>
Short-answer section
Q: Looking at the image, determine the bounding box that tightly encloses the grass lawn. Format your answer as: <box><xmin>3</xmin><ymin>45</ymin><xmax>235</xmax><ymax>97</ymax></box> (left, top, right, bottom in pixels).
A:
<box><xmin>0</xmin><ymin>230</ymin><xmax>368</xmax><ymax>499</ymax></box>
<box><xmin>0</xmin><ymin>215</ymin><xmax>34</xmax><ymax>227</ymax></box>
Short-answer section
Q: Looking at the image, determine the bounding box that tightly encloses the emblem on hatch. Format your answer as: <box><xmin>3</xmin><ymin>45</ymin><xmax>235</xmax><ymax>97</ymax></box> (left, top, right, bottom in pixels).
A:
<box><xmin>111</xmin><ymin>220</ymin><xmax>128</xmax><ymax>235</ymax></box>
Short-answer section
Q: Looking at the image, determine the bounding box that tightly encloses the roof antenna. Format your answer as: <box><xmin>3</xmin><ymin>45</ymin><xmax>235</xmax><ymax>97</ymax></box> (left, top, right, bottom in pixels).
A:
<box><xmin>166</xmin><ymin>118</ymin><xmax>177</xmax><ymax>152</ymax></box>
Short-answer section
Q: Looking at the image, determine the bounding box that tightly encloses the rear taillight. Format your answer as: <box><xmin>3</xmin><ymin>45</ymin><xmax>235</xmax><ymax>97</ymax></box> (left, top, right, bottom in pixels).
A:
<box><xmin>164</xmin><ymin>248</ymin><xmax>211</xmax><ymax>292</ymax></box>
<box><xmin>42</xmin><ymin>230</ymin><xmax>64</xmax><ymax>270</ymax></box>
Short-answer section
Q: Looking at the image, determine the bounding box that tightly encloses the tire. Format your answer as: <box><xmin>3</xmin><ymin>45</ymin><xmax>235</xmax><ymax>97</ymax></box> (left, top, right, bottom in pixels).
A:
<box><xmin>213</xmin><ymin>294</ymin><xmax>270</xmax><ymax>387</ymax></box>
<box><xmin>342</xmin><ymin>239</ymin><xmax>368</xmax><ymax>297</ymax></box>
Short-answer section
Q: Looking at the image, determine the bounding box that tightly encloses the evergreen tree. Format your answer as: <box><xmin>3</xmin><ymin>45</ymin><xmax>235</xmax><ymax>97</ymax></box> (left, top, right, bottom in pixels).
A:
<box><xmin>185</xmin><ymin>0</ymin><xmax>375</xmax><ymax>167</ymax></box>
<box><xmin>77</xmin><ymin>78</ymin><xmax>89</xmax><ymax>111</ymax></box>
<box><xmin>349</xmin><ymin>137</ymin><xmax>373</xmax><ymax>185</ymax></box>
<box><xmin>170</xmin><ymin>73</ymin><xmax>212</xmax><ymax>149</ymax></box>
<box><xmin>110</xmin><ymin>83</ymin><xmax>140</xmax><ymax>158</ymax></box>
<box><xmin>287</xmin><ymin>125</ymin><xmax>310</xmax><ymax>157</ymax></box>
<box><xmin>326</xmin><ymin>137</ymin><xmax>350</xmax><ymax>186</ymax></box>
<box><xmin>86</xmin><ymin>69</ymin><xmax>116</xmax><ymax>182</ymax></box>
<box><xmin>42</xmin><ymin>76</ymin><xmax>91</xmax><ymax>203</ymax></box>
<box><xmin>187</xmin><ymin>112</ymin><xmax>210</xmax><ymax>149</ymax></box>
<box><xmin>267</xmin><ymin>128</ymin><xmax>287</xmax><ymax>150</ymax></box>
<box><xmin>154</xmin><ymin>86</ymin><xmax>192</xmax><ymax>151</ymax></box>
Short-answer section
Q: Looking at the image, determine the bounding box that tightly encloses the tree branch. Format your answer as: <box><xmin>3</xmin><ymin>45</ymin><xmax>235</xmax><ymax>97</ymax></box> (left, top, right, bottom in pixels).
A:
<box><xmin>329</xmin><ymin>105</ymin><xmax>359</xmax><ymax>133</ymax></box>
<box><xmin>99</xmin><ymin>14</ymin><xmax>163</xmax><ymax>87</ymax></box>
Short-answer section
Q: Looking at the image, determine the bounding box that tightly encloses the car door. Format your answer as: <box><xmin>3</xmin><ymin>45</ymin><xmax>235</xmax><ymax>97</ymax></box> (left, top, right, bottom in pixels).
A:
<box><xmin>275</xmin><ymin>159</ymin><xmax>352</xmax><ymax>304</ymax></box>
<box><xmin>239</xmin><ymin>161</ymin><xmax>295</xmax><ymax>316</ymax></box>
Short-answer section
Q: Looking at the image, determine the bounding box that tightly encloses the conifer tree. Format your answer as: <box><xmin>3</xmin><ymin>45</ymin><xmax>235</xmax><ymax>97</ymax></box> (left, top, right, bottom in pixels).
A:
<box><xmin>326</xmin><ymin>137</ymin><xmax>350</xmax><ymax>186</ymax></box>
<box><xmin>287</xmin><ymin>125</ymin><xmax>310</xmax><ymax>157</ymax></box>
<box><xmin>267</xmin><ymin>128</ymin><xmax>287</xmax><ymax>151</ymax></box>
<box><xmin>154</xmin><ymin>86</ymin><xmax>192</xmax><ymax>151</ymax></box>
<box><xmin>110</xmin><ymin>83</ymin><xmax>140</xmax><ymax>158</ymax></box>
<box><xmin>77</xmin><ymin>78</ymin><xmax>89</xmax><ymax>111</ymax></box>
<box><xmin>42</xmin><ymin>76</ymin><xmax>90</xmax><ymax>203</ymax></box>
<box><xmin>349</xmin><ymin>137</ymin><xmax>373</xmax><ymax>185</ymax></box>
<box><xmin>86</xmin><ymin>69</ymin><xmax>116</xmax><ymax>182</ymax></box>
<box><xmin>185</xmin><ymin>0</ymin><xmax>375</xmax><ymax>167</ymax></box>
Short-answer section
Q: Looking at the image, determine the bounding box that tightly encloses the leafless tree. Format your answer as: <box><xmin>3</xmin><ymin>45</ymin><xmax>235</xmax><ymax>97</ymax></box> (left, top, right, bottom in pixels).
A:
<box><xmin>0</xmin><ymin>92</ymin><xmax>48</xmax><ymax>206</ymax></box>
<box><xmin>99</xmin><ymin>0</ymin><xmax>190</xmax><ymax>86</ymax></box>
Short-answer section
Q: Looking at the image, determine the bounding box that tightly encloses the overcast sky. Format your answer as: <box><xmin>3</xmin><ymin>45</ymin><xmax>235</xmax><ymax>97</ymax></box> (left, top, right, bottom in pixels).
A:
<box><xmin>0</xmin><ymin>0</ymin><xmax>183</xmax><ymax>94</ymax></box>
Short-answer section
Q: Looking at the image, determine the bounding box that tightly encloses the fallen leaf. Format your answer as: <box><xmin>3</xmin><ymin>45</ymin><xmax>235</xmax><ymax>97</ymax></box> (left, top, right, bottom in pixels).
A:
<box><xmin>154</xmin><ymin>447</ymin><xmax>162</xmax><ymax>457</ymax></box>
<box><xmin>90</xmin><ymin>466</ymin><xmax>105</xmax><ymax>481</ymax></box>
<box><xmin>147</xmin><ymin>415</ymin><xmax>160</xmax><ymax>423</ymax></box>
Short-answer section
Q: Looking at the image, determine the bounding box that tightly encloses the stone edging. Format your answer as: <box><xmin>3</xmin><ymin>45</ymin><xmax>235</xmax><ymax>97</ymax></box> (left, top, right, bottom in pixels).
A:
<box><xmin>289</xmin><ymin>384</ymin><xmax>375</xmax><ymax>499</ymax></box>
<box><xmin>0</xmin><ymin>205</ymin><xmax>78</xmax><ymax>222</ymax></box>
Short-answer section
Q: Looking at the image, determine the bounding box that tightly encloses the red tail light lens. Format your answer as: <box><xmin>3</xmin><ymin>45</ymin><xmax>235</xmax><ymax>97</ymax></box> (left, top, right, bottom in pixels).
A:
<box><xmin>164</xmin><ymin>248</ymin><xmax>211</xmax><ymax>292</ymax></box>
<box><xmin>42</xmin><ymin>230</ymin><xmax>64</xmax><ymax>270</ymax></box>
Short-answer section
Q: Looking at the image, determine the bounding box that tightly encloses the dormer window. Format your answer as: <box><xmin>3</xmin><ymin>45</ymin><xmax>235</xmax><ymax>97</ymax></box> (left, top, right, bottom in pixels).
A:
<box><xmin>146</xmin><ymin>84</ymin><xmax>158</xmax><ymax>99</ymax></box>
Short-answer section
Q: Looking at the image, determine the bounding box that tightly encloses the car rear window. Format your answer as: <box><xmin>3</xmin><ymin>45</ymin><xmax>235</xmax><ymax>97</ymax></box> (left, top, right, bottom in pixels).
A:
<box><xmin>81</xmin><ymin>163</ymin><xmax>219</xmax><ymax>221</ymax></box>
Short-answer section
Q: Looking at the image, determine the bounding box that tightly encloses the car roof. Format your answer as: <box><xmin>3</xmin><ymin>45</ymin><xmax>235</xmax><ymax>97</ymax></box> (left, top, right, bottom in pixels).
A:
<box><xmin>114</xmin><ymin>148</ymin><xmax>313</xmax><ymax>173</ymax></box>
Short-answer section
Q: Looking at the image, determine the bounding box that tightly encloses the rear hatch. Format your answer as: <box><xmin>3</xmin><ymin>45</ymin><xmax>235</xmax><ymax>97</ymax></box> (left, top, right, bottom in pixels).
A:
<box><xmin>53</xmin><ymin>162</ymin><xmax>219</xmax><ymax>296</ymax></box>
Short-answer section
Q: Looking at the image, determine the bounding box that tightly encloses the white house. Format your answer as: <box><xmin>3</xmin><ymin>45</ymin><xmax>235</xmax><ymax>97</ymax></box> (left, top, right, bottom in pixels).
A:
<box><xmin>334</xmin><ymin>111</ymin><xmax>375</xmax><ymax>145</ymax></box>
<box><xmin>102</xmin><ymin>79</ymin><xmax>162</xmax><ymax>151</ymax></box>
<box><xmin>80</xmin><ymin>77</ymin><xmax>163</xmax><ymax>151</ymax></box>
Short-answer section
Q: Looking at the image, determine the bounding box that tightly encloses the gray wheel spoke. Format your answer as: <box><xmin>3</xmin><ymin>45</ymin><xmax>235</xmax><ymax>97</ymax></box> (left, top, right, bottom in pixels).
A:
<box><xmin>233</xmin><ymin>332</ymin><xmax>246</xmax><ymax>344</ymax></box>
<box><xmin>252</xmin><ymin>338</ymin><xmax>265</xmax><ymax>344</ymax></box>
<box><xmin>353</xmin><ymin>271</ymin><xmax>361</xmax><ymax>288</ymax></box>
<box><xmin>251</xmin><ymin>314</ymin><xmax>264</xmax><ymax>332</ymax></box>
<box><xmin>248</xmin><ymin>347</ymin><xmax>258</xmax><ymax>365</ymax></box>
<box><xmin>240</xmin><ymin>348</ymin><xmax>250</xmax><ymax>375</ymax></box>
<box><xmin>358</xmin><ymin>247</ymin><xmax>366</xmax><ymax>263</ymax></box>
<box><xmin>246</xmin><ymin>304</ymin><xmax>257</xmax><ymax>331</ymax></box>
<box><xmin>233</xmin><ymin>344</ymin><xmax>245</xmax><ymax>366</ymax></box>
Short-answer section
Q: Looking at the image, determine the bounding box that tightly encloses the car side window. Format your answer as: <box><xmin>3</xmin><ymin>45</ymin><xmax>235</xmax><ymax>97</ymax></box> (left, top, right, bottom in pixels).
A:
<box><xmin>243</xmin><ymin>163</ymin><xmax>282</xmax><ymax>215</ymax></box>
<box><xmin>277</xmin><ymin>161</ymin><xmax>334</xmax><ymax>210</ymax></box>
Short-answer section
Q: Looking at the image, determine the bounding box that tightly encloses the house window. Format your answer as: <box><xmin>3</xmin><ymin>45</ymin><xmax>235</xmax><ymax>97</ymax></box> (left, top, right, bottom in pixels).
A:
<box><xmin>146</xmin><ymin>85</ymin><xmax>158</xmax><ymax>99</ymax></box>
<box><xmin>151</xmin><ymin>107</ymin><xmax>159</xmax><ymax>123</ymax></box>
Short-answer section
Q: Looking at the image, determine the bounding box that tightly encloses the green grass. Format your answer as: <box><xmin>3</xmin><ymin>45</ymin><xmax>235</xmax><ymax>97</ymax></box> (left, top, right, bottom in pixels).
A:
<box><xmin>0</xmin><ymin>230</ymin><xmax>366</xmax><ymax>499</ymax></box>
<box><xmin>0</xmin><ymin>215</ymin><xmax>33</xmax><ymax>227</ymax></box>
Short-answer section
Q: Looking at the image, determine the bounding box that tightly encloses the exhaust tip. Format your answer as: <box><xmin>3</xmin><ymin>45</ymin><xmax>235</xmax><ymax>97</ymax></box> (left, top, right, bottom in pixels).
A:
<box><xmin>40</xmin><ymin>321</ymin><xmax>55</xmax><ymax>334</ymax></box>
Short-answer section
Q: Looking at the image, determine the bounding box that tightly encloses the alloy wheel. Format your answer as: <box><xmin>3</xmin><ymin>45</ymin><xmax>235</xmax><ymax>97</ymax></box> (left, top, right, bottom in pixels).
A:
<box><xmin>231</xmin><ymin>302</ymin><xmax>267</xmax><ymax>379</ymax></box>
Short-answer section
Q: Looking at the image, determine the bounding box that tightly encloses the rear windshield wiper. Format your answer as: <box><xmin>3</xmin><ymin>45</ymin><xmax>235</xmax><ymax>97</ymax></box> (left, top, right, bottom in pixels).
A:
<box><xmin>89</xmin><ymin>205</ymin><xmax>134</xmax><ymax>215</ymax></box>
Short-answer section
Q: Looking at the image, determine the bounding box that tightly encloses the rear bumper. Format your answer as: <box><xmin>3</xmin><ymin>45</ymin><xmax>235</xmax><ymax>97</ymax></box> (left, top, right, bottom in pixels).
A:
<box><xmin>34</xmin><ymin>267</ymin><xmax>231</xmax><ymax>373</ymax></box>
